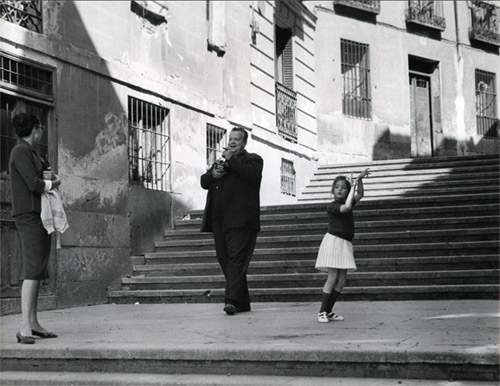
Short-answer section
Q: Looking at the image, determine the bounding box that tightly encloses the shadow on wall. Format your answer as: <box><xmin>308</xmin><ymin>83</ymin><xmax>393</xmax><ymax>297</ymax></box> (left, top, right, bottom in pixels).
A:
<box><xmin>0</xmin><ymin>1</ymin><xmax>172</xmax><ymax>313</ymax></box>
<box><xmin>372</xmin><ymin>127</ymin><xmax>500</xmax><ymax>160</ymax></box>
<box><xmin>55</xmin><ymin>1</ymin><xmax>174</xmax><ymax>305</ymax></box>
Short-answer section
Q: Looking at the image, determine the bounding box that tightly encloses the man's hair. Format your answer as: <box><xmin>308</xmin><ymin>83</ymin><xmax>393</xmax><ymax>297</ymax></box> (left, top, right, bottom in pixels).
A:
<box><xmin>12</xmin><ymin>113</ymin><xmax>40</xmax><ymax>138</ymax></box>
<box><xmin>231</xmin><ymin>127</ymin><xmax>248</xmax><ymax>143</ymax></box>
<box><xmin>331</xmin><ymin>175</ymin><xmax>351</xmax><ymax>195</ymax></box>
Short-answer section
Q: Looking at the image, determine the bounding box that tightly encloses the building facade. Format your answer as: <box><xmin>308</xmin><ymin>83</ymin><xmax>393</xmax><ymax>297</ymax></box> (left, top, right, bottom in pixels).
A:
<box><xmin>0</xmin><ymin>0</ymin><xmax>317</xmax><ymax>312</ymax></box>
<box><xmin>306</xmin><ymin>0</ymin><xmax>500</xmax><ymax>163</ymax></box>
<box><xmin>1</xmin><ymin>0</ymin><xmax>499</xmax><ymax>313</ymax></box>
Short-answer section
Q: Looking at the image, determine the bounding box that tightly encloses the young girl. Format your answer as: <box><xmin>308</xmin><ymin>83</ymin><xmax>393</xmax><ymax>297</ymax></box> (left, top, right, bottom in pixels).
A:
<box><xmin>315</xmin><ymin>168</ymin><xmax>370</xmax><ymax>323</ymax></box>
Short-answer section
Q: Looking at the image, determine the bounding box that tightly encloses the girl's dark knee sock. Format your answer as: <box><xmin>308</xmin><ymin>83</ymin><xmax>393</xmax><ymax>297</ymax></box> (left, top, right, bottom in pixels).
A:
<box><xmin>327</xmin><ymin>290</ymin><xmax>341</xmax><ymax>313</ymax></box>
<box><xmin>319</xmin><ymin>292</ymin><xmax>330</xmax><ymax>313</ymax></box>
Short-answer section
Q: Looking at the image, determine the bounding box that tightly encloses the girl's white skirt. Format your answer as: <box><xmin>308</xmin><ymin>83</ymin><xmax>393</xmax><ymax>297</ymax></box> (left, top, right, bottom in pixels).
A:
<box><xmin>315</xmin><ymin>233</ymin><xmax>357</xmax><ymax>272</ymax></box>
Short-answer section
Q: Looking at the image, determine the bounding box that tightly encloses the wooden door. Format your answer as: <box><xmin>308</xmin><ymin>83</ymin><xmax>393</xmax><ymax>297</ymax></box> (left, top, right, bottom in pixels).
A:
<box><xmin>0</xmin><ymin>94</ymin><xmax>56</xmax><ymax>301</ymax></box>
<box><xmin>409</xmin><ymin>73</ymin><xmax>433</xmax><ymax>157</ymax></box>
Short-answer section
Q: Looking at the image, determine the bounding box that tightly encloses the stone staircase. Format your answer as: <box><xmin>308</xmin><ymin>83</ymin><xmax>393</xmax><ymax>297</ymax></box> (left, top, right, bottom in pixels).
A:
<box><xmin>109</xmin><ymin>155</ymin><xmax>500</xmax><ymax>304</ymax></box>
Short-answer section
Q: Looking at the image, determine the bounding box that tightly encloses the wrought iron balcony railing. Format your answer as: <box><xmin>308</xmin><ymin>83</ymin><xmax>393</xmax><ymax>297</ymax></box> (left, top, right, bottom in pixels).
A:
<box><xmin>275</xmin><ymin>82</ymin><xmax>297</xmax><ymax>143</ymax></box>
<box><xmin>406</xmin><ymin>0</ymin><xmax>446</xmax><ymax>31</ymax></box>
<box><xmin>469</xmin><ymin>0</ymin><xmax>500</xmax><ymax>46</ymax></box>
<box><xmin>0</xmin><ymin>0</ymin><xmax>42</xmax><ymax>33</ymax></box>
<box><xmin>333</xmin><ymin>0</ymin><xmax>381</xmax><ymax>15</ymax></box>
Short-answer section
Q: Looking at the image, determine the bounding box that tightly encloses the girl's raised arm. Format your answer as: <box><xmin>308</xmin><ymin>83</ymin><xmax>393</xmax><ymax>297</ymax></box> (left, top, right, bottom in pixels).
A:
<box><xmin>354</xmin><ymin>168</ymin><xmax>370</xmax><ymax>202</ymax></box>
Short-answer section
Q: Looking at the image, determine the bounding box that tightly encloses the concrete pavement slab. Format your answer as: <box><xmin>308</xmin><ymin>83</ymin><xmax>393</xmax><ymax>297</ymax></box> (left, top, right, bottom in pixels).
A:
<box><xmin>0</xmin><ymin>300</ymin><xmax>498</xmax><ymax>381</ymax></box>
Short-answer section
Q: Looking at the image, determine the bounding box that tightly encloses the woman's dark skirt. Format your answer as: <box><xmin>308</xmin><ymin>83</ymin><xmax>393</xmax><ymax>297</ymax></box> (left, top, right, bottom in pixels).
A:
<box><xmin>14</xmin><ymin>211</ymin><xmax>51</xmax><ymax>281</ymax></box>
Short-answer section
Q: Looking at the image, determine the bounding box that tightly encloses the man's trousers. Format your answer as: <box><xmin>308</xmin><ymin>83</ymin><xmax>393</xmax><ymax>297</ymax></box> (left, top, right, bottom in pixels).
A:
<box><xmin>212</xmin><ymin>218</ymin><xmax>258</xmax><ymax>310</ymax></box>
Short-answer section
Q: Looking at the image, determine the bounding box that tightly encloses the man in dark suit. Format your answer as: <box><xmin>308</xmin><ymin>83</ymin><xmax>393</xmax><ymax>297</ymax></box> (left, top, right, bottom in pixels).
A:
<box><xmin>201</xmin><ymin>127</ymin><xmax>263</xmax><ymax>315</ymax></box>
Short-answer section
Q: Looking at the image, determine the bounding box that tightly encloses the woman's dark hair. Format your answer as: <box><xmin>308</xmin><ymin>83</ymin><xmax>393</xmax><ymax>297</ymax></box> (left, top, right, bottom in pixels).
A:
<box><xmin>12</xmin><ymin>113</ymin><xmax>40</xmax><ymax>138</ymax></box>
<box><xmin>331</xmin><ymin>175</ymin><xmax>351</xmax><ymax>195</ymax></box>
<box><xmin>231</xmin><ymin>127</ymin><xmax>248</xmax><ymax>143</ymax></box>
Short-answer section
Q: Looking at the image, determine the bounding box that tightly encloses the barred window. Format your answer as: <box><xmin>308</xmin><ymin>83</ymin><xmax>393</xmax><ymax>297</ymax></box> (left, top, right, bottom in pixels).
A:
<box><xmin>128</xmin><ymin>97</ymin><xmax>171</xmax><ymax>191</ymax></box>
<box><xmin>475</xmin><ymin>70</ymin><xmax>498</xmax><ymax>138</ymax></box>
<box><xmin>206</xmin><ymin>124</ymin><xmax>227</xmax><ymax>168</ymax></box>
<box><xmin>280</xmin><ymin>158</ymin><xmax>296</xmax><ymax>196</ymax></box>
<box><xmin>341</xmin><ymin>39</ymin><xmax>371</xmax><ymax>119</ymax></box>
<box><xmin>0</xmin><ymin>1</ymin><xmax>43</xmax><ymax>33</ymax></box>
<box><xmin>0</xmin><ymin>54</ymin><xmax>53</xmax><ymax>172</ymax></box>
<box><xmin>0</xmin><ymin>53</ymin><xmax>53</xmax><ymax>99</ymax></box>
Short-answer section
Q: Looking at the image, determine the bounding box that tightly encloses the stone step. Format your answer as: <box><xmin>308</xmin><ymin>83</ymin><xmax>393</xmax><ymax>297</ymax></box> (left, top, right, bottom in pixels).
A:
<box><xmin>156</xmin><ymin>228</ymin><xmax>500</xmax><ymax>251</ymax></box>
<box><xmin>121</xmin><ymin>269</ymin><xmax>499</xmax><ymax>291</ymax></box>
<box><xmin>167</xmin><ymin>216</ymin><xmax>499</xmax><ymax>239</ymax></box>
<box><xmin>7</xmin><ymin>372</ymin><xmax>485</xmax><ymax>386</ymax></box>
<box><xmin>313</xmin><ymin>154</ymin><xmax>499</xmax><ymax>173</ymax></box>
<box><xmin>2</xmin><ymin>301</ymin><xmax>498</xmax><ymax>382</ymax></box>
<box><xmin>299</xmin><ymin>185</ymin><xmax>499</xmax><ymax>201</ymax></box>
<box><xmin>302</xmin><ymin>177</ymin><xmax>499</xmax><ymax>194</ymax></box>
<box><xmin>309</xmin><ymin>169</ymin><xmax>499</xmax><ymax>183</ymax></box>
<box><xmin>176</xmin><ymin>198</ymin><xmax>500</xmax><ymax>227</ymax></box>
<box><xmin>132</xmin><ymin>255</ymin><xmax>499</xmax><ymax>277</ymax></box>
<box><xmin>113</xmin><ymin>155</ymin><xmax>499</xmax><ymax>305</ymax></box>
<box><xmin>144</xmin><ymin>241</ymin><xmax>499</xmax><ymax>264</ymax></box>
<box><xmin>109</xmin><ymin>284</ymin><xmax>500</xmax><ymax>303</ymax></box>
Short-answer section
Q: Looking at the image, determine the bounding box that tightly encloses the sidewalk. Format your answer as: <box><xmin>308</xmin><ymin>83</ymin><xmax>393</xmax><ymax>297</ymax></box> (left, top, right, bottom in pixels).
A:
<box><xmin>0</xmin><ymin>300</ymin><xmax>498</xmax><ymax>383</ymax></box>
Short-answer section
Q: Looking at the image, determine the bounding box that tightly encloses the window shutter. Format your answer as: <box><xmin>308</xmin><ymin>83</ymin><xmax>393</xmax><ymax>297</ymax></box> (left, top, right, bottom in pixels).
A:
<box><xmin>282</xmin><ymin>37</ymin><xmax>293</xmax><ymax>90</ymax></box>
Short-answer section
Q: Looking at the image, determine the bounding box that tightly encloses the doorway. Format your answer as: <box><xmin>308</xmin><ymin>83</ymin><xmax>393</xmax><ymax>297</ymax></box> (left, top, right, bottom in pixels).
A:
<box><xmin>408</xmin><ymin>56</ymin><xmax>441</xmax><ymax>158</ymax></box>
<box><xmin>409</xmin><ymin>72</ymin><xmax>433</xmax><ymax>157</ymax></box>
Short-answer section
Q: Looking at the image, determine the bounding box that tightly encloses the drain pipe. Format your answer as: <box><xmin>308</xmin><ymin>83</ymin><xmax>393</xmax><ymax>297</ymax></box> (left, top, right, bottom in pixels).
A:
<box><xmin>453</xmin><ymin>0</ymin><xmax>467</xmax><ymax>155</ymax></box>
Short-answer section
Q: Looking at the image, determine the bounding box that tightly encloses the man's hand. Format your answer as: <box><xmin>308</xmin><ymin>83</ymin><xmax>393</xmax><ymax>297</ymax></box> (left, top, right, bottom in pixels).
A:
<box><xmin>212</xmin><ymin>168</ymin><xmax>225</xmax><ymax>179</ymax></box>
<box><xmin>222</xmin><ymin>148</ymin><xmax>234</xmax><ymax>160</ymax></box>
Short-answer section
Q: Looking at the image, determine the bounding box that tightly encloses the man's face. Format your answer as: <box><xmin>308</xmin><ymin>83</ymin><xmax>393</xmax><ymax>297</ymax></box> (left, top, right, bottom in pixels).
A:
<box><xmin>228</xmin><ymin>131</ymin><xmax>246</xmax><ymax>155</ymax></box>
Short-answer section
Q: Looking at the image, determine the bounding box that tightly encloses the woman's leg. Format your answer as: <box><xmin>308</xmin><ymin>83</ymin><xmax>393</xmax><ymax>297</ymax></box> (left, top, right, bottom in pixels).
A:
<box><xmin>20</xmin><ymin>279</ymin><xmax>39</xmax><ymax>336</ymax></box>
<box><xmin>29</xmin><ymin>280</ymin><xmax>47</xmax><ymax>332</ymax></box>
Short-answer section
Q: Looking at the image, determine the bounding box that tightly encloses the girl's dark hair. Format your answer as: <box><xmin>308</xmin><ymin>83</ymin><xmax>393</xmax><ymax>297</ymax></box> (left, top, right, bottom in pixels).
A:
<box><xmin>12</xmin><ymin>113</ymin><xmax>40</xmax><ymax>138</ymax></box>
<box><xmin>331</xmin><ymin>175</ymin><xmax>351</xmax><ymax>195</ymax></box>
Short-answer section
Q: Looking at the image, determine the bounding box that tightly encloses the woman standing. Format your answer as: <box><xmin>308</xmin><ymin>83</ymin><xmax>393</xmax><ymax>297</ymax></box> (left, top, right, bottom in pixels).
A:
<box><xmin>9</xmin><ymin>113</ymin><xmax>60</xmax><ymax>343</ymax></box>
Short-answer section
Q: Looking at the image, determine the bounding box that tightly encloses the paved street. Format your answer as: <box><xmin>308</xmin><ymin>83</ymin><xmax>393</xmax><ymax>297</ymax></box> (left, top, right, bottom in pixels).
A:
<box><xmin>1</xmin><ymin>300</ymin><xmax>498</xmax><ymax>384</ymax></box>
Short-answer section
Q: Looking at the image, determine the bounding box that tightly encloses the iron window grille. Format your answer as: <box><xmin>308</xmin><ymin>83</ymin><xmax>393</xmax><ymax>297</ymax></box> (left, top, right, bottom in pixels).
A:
<box><xmin>341</xmin><ymin>39</ymin><xmax>371</xmax><ymax>120</ymax></box>
<box><xmin>206</xmin><ymin>124</ymin><xmax>227</xmax><ymax>169</ymax></box>
<box><xmin>333</xmin><ymin>0</ymin><xmax>381</xmax><ymax>15</ymax></box>
<box><xmin>469</xmin><ymin>0</ymin><xmax>500</xmax><ymax>46</ymax></box>
<box><xmin>475</xmin><ymin>70</ymin><xmax>498</xmax><ymax>139</ymax></box>
<box><xmin>0</xmin><ymin>53</ymin><xmax>53</xmax><ymax>99</ymax></box>
<box><xmin>128</xmin><ymin>97</ymin><xmax>171</xmax><ymax>191</ymax></box>
<box><xmin>275</xmin><ymin>25</ymin><xmax>297</xmax><ymax>143</ymax></box>
<box><xmin>280</xmin><ymin>158</ymin><xmax>296</xmax><ymax>197</ymax></box>
<box><xmin>0</xmin><ymin>0</ymin><xmax>43</xmax><ymax>33</ymax></box>
<box><xmin>0</xmin><ymin>54</ymin><xmax>53</xmax><ymax>172</ymax></box>
<box><xmin>405</xmin><ymin>0</ymin><xmax>446</xmax><ymax>31</ymax></box>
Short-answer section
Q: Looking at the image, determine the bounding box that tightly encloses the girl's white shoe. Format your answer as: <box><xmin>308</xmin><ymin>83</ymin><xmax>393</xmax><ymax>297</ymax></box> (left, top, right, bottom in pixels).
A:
<box><xmin>327</xmin><ymin>312</ymin><xmax>344</xmax><ymax>321</ymax></box>
<box><xmin>318</xmin><ymin>312</ymin><xmax>329</xmax><ymax>323</ymax></box>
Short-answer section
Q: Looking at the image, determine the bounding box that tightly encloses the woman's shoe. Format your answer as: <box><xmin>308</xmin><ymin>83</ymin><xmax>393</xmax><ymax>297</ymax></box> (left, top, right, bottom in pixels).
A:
<box><xmin>16</xmin><ymin>331</ymin><xmax>35</xmax><ymax>344</ymax></box>
<box><xmin>32</xmin><ymin>330</ymin><xmax>58</xmax><ymax>339</ymax></box>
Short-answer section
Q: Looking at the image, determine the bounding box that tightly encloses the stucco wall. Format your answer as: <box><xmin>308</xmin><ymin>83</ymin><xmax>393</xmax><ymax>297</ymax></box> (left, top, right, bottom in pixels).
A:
<box><xmin>308</xmin><ymin>1</ymin><xmax>500</xmax><ymax>164</ymax></box>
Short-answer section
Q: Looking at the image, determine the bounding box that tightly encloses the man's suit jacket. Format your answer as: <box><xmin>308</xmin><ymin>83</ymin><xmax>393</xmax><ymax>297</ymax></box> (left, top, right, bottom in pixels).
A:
<box><xmin>9</xmin><ymin>139</ymin><xmax>48</xmax><ymax>216</ymax></box>
<box><xmin>200</xmin><ymin>150</ymin><xmax>263</xmax><ymax>233</ymax></box>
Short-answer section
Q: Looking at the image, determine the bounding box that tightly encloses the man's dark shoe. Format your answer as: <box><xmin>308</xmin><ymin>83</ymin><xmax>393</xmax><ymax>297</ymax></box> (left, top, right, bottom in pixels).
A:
<box><xmin>223</xmin><ymin>303</ymin><xmax>236</xmax><ymax>315</ymax></box>
<box><xmin>235</xmin><ymin>307</ymin><xmax>251</xmax><ymax>313</ymax></box>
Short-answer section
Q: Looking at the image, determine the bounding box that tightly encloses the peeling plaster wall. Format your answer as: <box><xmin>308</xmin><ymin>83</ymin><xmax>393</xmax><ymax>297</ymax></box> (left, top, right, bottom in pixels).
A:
<box><xmin>56</xmin><ymin>63</ymin><xmax>131</xmax><ymax>307</ymax></box>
